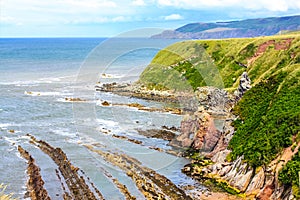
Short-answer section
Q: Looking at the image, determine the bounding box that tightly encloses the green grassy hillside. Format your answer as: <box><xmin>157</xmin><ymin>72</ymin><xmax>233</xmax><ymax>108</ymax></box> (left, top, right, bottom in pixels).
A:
<box><xmin>176</xmin><ymin>15</ymin><xmax>300</xmax><ymax>34</ymax></box>
<box><xmin>140</xmin><ymin>32</ymin><xmax>300</xmax><ymax>90</ymax></box>
<box><xmin>139</xmin><ymin>32</ymin><xmax>300</xmax><ymax>195</ymax></box>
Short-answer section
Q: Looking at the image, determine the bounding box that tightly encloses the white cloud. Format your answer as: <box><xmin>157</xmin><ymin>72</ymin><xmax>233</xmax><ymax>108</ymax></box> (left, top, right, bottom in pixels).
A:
<box><xmin>132</xmin><ymin>0</ymin><xmax>146</xmax><ymax>6</ymax></box>
<box><xmin>164</xmin><ymin>14</ymin><xmax>183</xmax><ymax>20</ymax></box>
<box><xmin>156</xmin><ymin>0</ymin><xmax>300</xmax><ymax>12</ymax></box>
<box><xmin>67</xmin><ymin>16</ymin><xmax>129</xmax><ymax>24</ymax></box>
<box><xmin>0</xmin><ymin>15</ymin><xmax>14</xmax><ymax>24</ymax></box>
<box><xmin>157</xmin><ymin>0</ymin><xmax>173</xmax><ymax>6</ymax></box>
<box><xmin>0</xmin><ymin>0</ymin><xmax>134</xmax><ymax>25</ymax></box>
<box><xmin>2</xmin><ymin>0</ymin><xmax>117</xmax><ymax>12</ymax></box>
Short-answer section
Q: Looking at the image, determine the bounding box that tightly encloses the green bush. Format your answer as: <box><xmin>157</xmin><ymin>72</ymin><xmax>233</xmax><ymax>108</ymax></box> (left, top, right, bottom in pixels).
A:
<box><xmin>279</xmin><ymin>151</ymin><xmax>300</xmax><ymax>198</ymax></box>
<box><xmin>229</xmin><ymin>71</ymin><xmax>300</xmax><ymax>167</ymax></box>
<box><xmin>173</xmin><ymin>61</ymin><xmax>204</xmax><ymax>90</ymax></box>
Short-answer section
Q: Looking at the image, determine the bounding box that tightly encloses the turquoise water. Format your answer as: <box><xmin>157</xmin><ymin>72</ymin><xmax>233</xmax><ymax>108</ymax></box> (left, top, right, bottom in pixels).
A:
<box><xmin>0</xmin><ymin>38</ymin><xmax>201</xmax><ymax>199</ymax></box>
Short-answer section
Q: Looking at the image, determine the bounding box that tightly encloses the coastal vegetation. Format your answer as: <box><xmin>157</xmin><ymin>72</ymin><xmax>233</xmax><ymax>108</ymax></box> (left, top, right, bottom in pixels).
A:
<box><xmin>141</xmin><ymin>32</ymin><xmax>300</xmax><ymax>90</ymax></box>
<box><xmin>279</xmin><ymin>151</ymin><xmax>300</xmax><ymax>198</ymax></box>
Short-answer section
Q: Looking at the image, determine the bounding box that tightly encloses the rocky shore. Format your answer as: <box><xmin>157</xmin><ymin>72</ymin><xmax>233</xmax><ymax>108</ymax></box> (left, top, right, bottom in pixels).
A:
<box><xmin>96</xmin><ymin>82</ymin><xmax>186</xmax><ymax>104</ymax></box>
<box><xmin>15</xmin><ymin>68</ymin><xmax>295</xmax><ymax>199</ymax></box>
<box><xmin>96</xmin><ymin>71</ymin><xmax>295</xmax><ymax>199</ymax></box>
<box><xmin>95</xmin><ymin>79</ymin><xmax>238</xmax><ymax>198</ymax></box>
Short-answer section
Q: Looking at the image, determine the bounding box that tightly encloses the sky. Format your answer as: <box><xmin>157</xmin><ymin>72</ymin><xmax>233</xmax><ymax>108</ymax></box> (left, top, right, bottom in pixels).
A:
<box><xmin>0</xmin><ymin>0</ymin><xmax>300</xmax><ymax>37</ymax></box>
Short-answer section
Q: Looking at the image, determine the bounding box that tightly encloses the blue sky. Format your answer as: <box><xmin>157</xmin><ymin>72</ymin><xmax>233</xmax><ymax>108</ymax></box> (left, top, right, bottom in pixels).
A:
<box><xmin>1</xmin><ymin>0</ymin><xmax>299</xmax><ymax>37</ymax></box>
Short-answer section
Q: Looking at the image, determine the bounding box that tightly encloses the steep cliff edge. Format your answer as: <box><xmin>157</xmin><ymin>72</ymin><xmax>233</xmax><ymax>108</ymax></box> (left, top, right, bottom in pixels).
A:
<box><xmin>182</xmin><ymin>68</ymin><xmax>299</xmax><ymax>199</ymax></box>
<box><xmin>138</xmin><ymin>32</ymin><xmax>300</xmax><ymax>199</ymax></box>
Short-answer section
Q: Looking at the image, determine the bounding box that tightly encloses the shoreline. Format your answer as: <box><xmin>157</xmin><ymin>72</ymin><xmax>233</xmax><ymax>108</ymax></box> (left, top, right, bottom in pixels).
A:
<box><xmin>95</xmin><ymin>81</ymin><xmax>244</xmax><ymax>199</ymax></box>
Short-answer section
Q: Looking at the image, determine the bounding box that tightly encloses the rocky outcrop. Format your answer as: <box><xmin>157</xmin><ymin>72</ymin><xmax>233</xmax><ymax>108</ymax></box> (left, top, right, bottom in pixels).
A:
<box><xmin>234</xmin><ymin>72</ymin><xmax>251</xmax><ymax>98</ymax></box>
<box><xmin>195</xmin><ymin>86</ymin><xmax>232</xmax><ymax>113</ymax></box>
<box><xmin>171</xmin><ymin>86</ymin><xmax>233</xmax><ymax>154</ymax></box>
<box><xmin>178</xmin><ymin>83</ymin><xmax>297</xmax><ymax>199</ymax></box>
<box><xmin>171</xmin><ymin>112</ymin><xmax>201</xmax><ymax>148</ymax></box>
<box><xmin>191</xmin><ymin>112</ymin><xmax>221</xmax><ymax>152</ymax></box>
<box><xmin>171</xmin><ymin>110</ymin><xmax>224</xmax><ymax>152</ymax></box>
<box><xmin>246</xmin><ymin>167</ymin><xmax>265</xmax><ymax>193</ymax></box>
<box><xmin>174</xmin><ymin>113</ymin><xmax>231</xmax><ymax>160</ymax></box>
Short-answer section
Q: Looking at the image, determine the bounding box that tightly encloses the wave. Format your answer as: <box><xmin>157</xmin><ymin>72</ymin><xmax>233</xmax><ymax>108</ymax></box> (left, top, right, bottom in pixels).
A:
<box><xmin>0</xmin><ymin>123</ymin><xmax>14</xmax><ymax>129</ymax></box>
<box><xmin>0</xmin><ymin>75</ymin><xmax>77</xmax><ymax>86</ymax></box>
<box><xmin>24</xmin><ymin>91</ymin><xmax>73</xmax><ymax>96</ymax></box>
<box><xmin>51</xmin><ymin>129</ymin><xmax>76</xmax><ymax>137</ymax></box>
<box><xmin>96</xmin><ymin>118</ymin><xmax>119</xmax><ymax>127</ymax></box>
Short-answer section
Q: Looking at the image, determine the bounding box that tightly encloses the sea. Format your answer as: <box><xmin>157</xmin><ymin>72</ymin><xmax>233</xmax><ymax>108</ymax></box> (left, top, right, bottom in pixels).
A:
<box><xmin>0</xmin><ymin>38</ymin><xmax>202</xmax><ymax>199</ymax></box>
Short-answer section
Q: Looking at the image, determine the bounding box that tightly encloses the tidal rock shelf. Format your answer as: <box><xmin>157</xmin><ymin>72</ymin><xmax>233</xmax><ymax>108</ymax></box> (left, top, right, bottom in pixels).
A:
<box><xmin>19</xmin><ymin>134</ymin><xmax>105</xmax><ymax>200</ymax></box>
<box><xmin>84</xmin><ymin>144</ymin><xmax>192</xmax><ymax>200</ymax></box>
<box><xmin>96</xmin><ymin>83</ymin><xmax>180</xmax><ymax>104</ymax></box>
<box><xmin>28</xmin><ymin>135</ymin><xmax>104</xmax><ymax>200</ymax></box>
<box><xmin>17</xmin><ymin>146</ymin><xmax>51</xmax><ymax>200</ymax></box>
<box><xmin>100</xmin><ymin>100</ymin><xmax>183</xmax><ymax>115</ymax></box>
<box><xmin>16</xmin><ymin>133</ymin><xmax>195</xmax><ymax>199</ymax></box>
<box><xmin>98</xmin><ymin>166</ymin><xmax>137</xmax><ymax>200</ymax></box>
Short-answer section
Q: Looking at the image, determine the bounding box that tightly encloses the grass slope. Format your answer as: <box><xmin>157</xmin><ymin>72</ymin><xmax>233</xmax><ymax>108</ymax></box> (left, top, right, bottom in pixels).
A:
<box><xmin>140</xmin><ymin>32</ymin><xmax>300</xmax><ymax>90</ymax></box>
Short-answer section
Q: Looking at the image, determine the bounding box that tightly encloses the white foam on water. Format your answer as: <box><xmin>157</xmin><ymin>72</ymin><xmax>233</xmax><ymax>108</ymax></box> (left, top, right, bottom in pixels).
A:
<box><xmin>0</xmin><ymin>74</ymin><xmax>76</xmax><ymax>86</ymax></box>
<box><xmin>51</xmin><ymin>129</ymin><xmax>76</xmax><ymax>137</ymax></box>
<box><xmin>3</xmin><ymin>136</ymin><xmax>18</xmax><ymax>145</ymax></box>
<box><xmin>96</xmin><ymin>118</ymin><xmax>119</xmax><ymax>127</ymax></box>
<box><xmin>0</xmin><ymin>123</ymin><xmax>14</xmax><ymax>129</ymax></box>
<box><xmin>24</xmin><ymin>91</ymin><xmax>73</xmax><ymax>96</ymax></box>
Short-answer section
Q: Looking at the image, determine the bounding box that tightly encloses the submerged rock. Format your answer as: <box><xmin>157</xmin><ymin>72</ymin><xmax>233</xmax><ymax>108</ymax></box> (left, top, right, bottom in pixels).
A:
<box><xmin>101</xmin><ymin>101</ymin><xmax>110</xmax><ymax>106</ymax></box>
<box><xmin>64</xmin><ymin>97</ymin><xmax>86</xmax><ymax>102</ymax></box>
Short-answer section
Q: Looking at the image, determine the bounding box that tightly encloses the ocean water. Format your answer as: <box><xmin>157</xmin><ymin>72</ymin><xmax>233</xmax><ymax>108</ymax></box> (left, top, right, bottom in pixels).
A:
<box><xmin>0</xmin><ymin>38</ymin><xmax>201</xmax><ymax>199</ymax></box>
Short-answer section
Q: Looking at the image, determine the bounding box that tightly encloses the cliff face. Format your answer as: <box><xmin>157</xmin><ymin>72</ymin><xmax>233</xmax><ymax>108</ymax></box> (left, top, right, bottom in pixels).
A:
<box><xmin>152</xmin><ymin>15</ymin><xmax>300</xmax><ymax>39</ymax></box>
<box><xmin>140</xmin><ymin>32</ymin><xmax>300</xmax><ymax>199</ymax></box>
